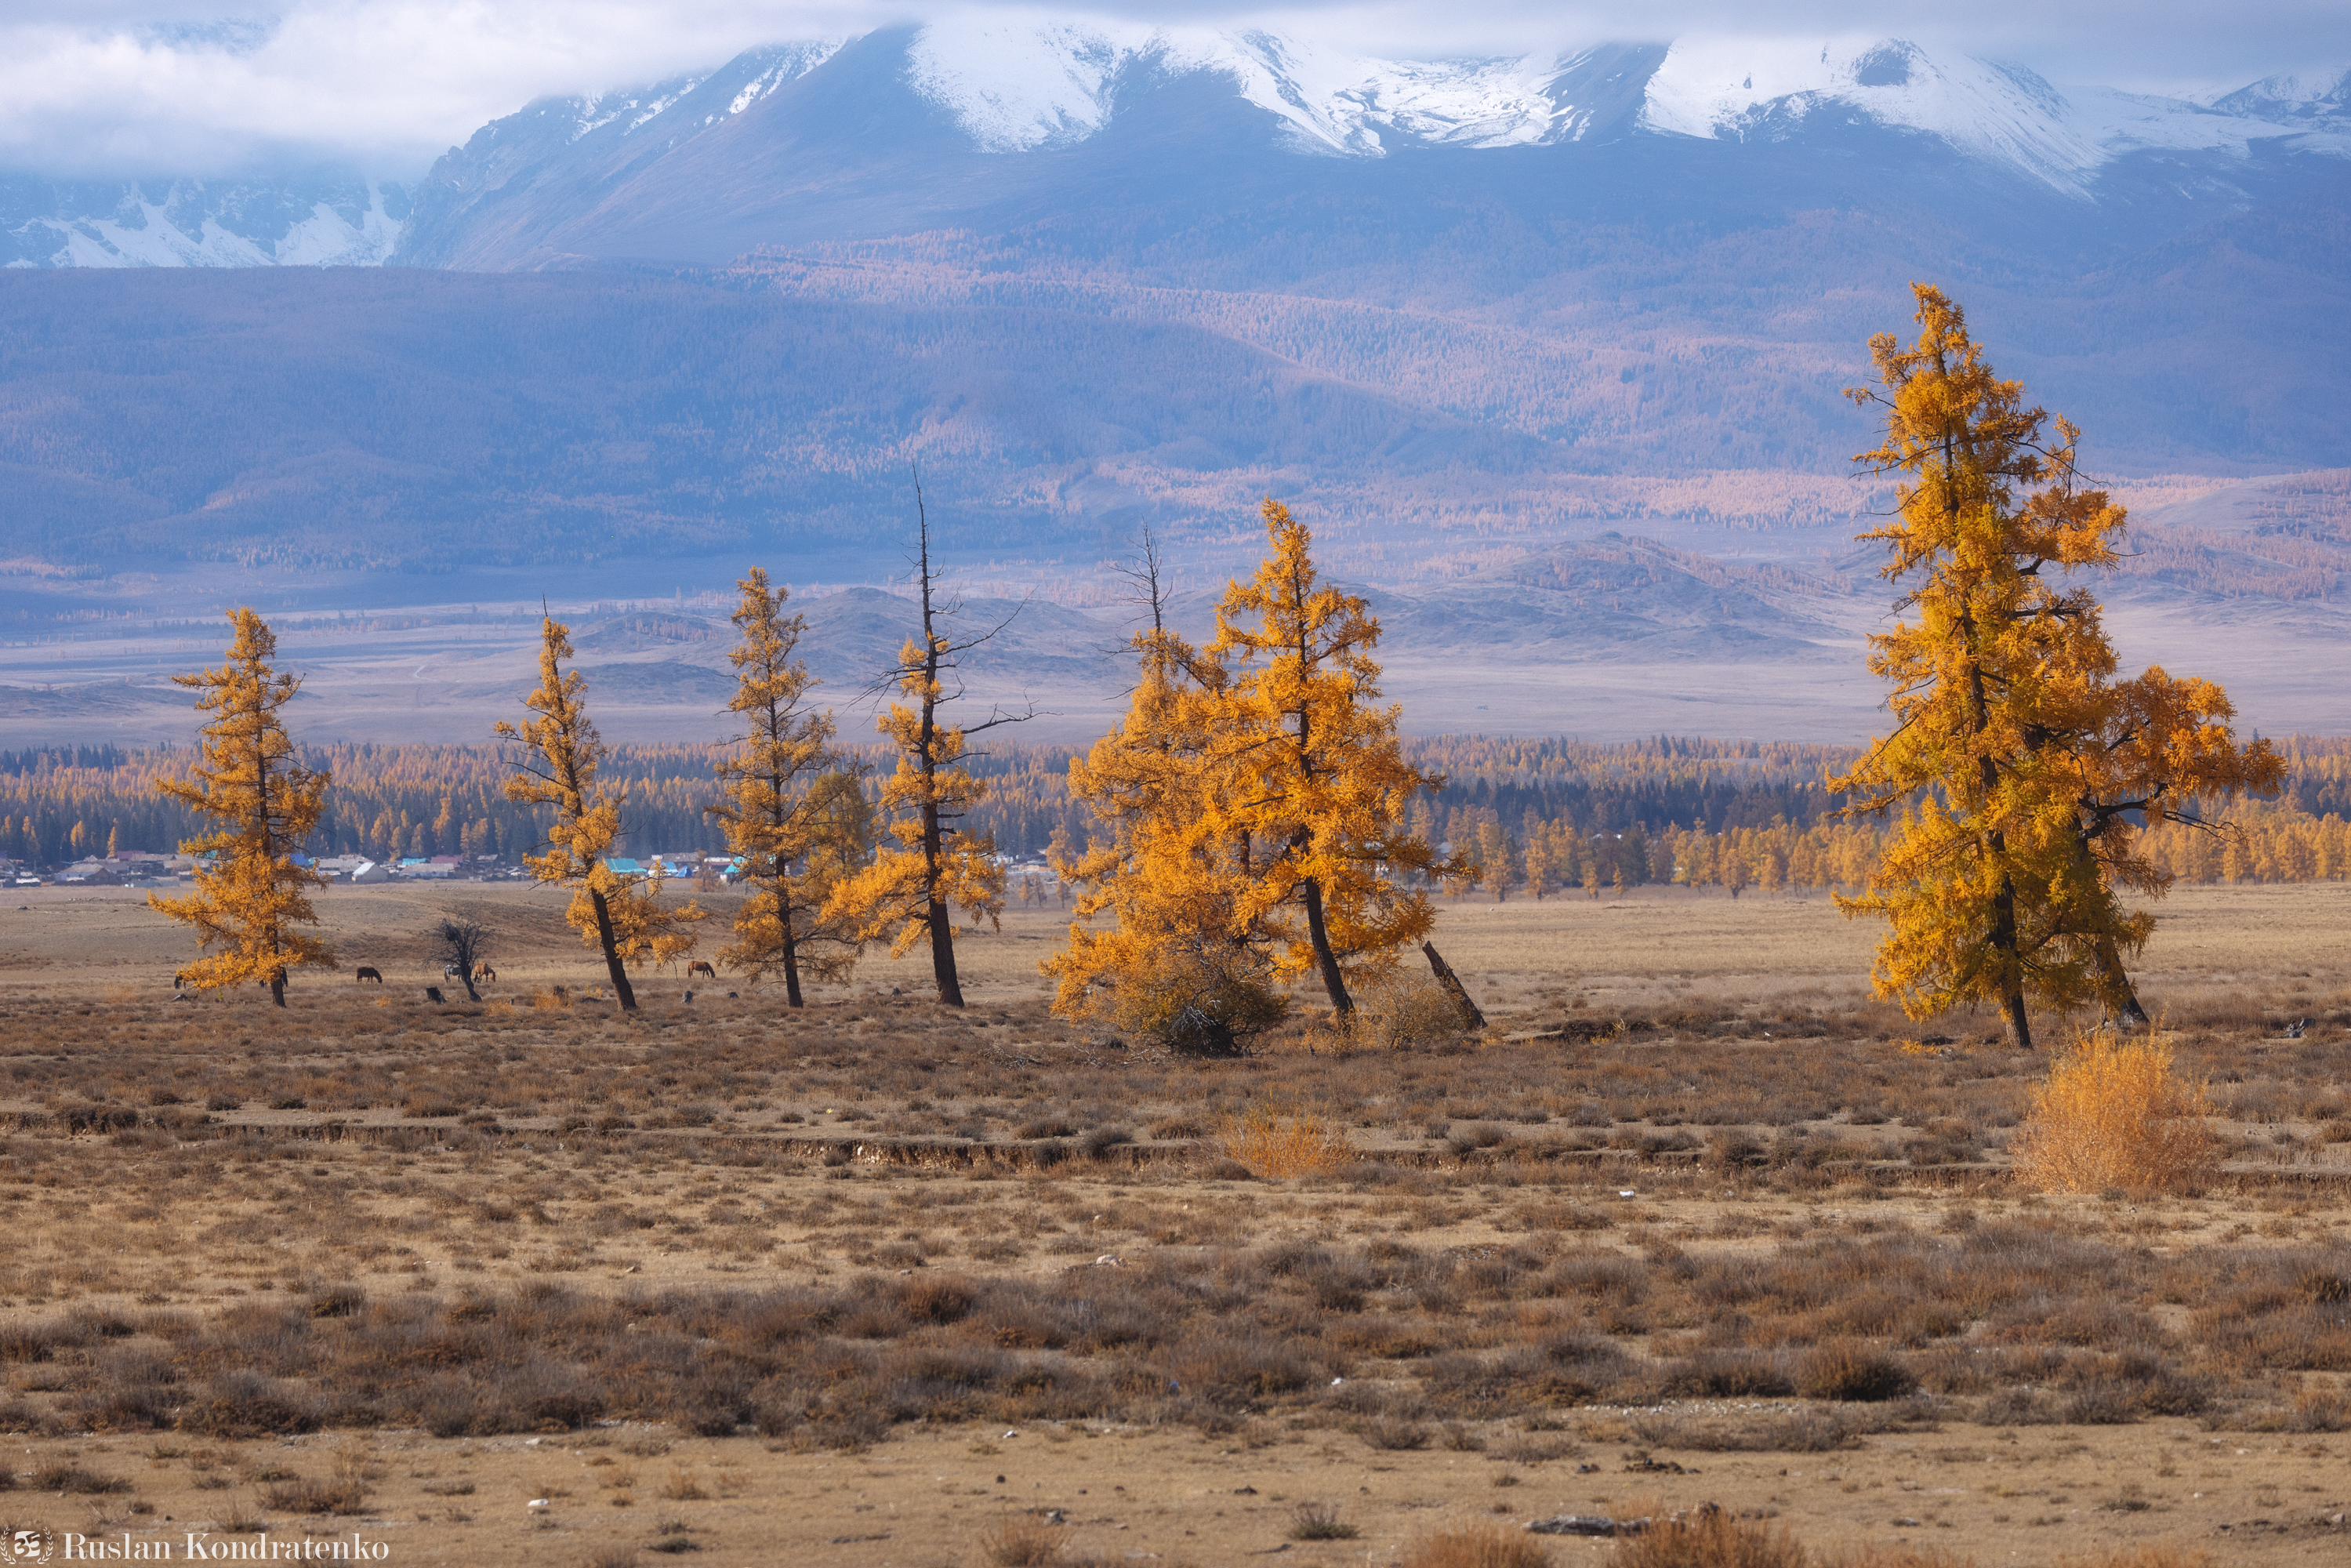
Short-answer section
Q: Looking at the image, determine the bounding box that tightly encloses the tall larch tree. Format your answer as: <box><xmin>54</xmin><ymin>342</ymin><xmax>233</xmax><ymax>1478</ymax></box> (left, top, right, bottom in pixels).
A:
<box><xmin>150</xmin><ymin>608</ymin><xmax>336</xmax><ymax>1007</ymax></box>
<box><xmin>496</xmin><ymin>614</ymin><xmax>700</xmax><ymax>1012</ymax></box>
<box><xmin>1047</xmin><ymin>532</ymin><xmax>1278</xmax><ymax>1040</ymax></box>
<box><xmin>1199</xmin><ymin>499</ymin><xmax>1455</xmax><ymax>1014</ymax></box>
<box><xmin>827</xmin><ymin>487</ymin><xmax>1021</xmax><ymax>1007</ymax></box>
<box><xmin>1834</xmin><ymin>285</ymin><xmax>2279</xmax><ymax>1047</ymax></box>
<box><xmin>707</xmin><ymin>568</ymin><xmax>868</xmax><ymax>1006</ymax></box>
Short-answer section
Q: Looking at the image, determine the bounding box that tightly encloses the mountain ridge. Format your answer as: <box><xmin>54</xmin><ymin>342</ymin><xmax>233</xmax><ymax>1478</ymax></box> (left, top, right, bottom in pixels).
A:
<box><xmin>7</xmin><ymin>27</ymin><xmax>2349</xmax><ymax>272</ymax></box>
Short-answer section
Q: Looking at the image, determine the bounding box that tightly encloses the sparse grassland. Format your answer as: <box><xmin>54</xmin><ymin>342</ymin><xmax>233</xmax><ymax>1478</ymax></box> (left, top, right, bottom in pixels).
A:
<box><xmin>0</xmin><ymin>884</ymin><xmax>2342</xmax><ymax>1564</ymax></box>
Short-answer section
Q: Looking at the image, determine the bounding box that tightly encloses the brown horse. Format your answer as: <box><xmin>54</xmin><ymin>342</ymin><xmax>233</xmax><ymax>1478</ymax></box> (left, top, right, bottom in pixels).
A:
<box><xmin>688</xmin><ymin>960</ymin><xmax>717</xmax><ymax>980</ymax></box>
<box><xmin>354</xmin><ymin>967</ymin><xmax>383</xmax><ymax>984</ymax></box>
<box><xmin>473</xmin><ymin>964</ymin><xmax>496</xmax><ymax>984</ymax></box>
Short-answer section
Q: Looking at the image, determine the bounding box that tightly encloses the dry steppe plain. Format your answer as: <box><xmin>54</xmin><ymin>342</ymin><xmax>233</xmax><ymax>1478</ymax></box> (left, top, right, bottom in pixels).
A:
<box><xmin>0</xmin><ymin>884</ymin><xmax>2343</xmax><ymax>1568</ymax></box>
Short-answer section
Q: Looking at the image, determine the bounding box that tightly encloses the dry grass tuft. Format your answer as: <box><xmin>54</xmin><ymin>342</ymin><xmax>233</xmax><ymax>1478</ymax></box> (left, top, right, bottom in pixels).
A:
<box><xmin>1614</xmin><ymin>1507</ymin><xmax>1805</xmax><ymax>1568</ymax></box>
<box><xmin>1217</xmin><ymin>1104</ymin><xmax>1351</xmax><ymax>1179</ymax></box>
<box><xmin>1402</xmin><ymin>1523</ymin><xmax>1555</xmax><ymax>1568</ymax></box>
<box><xmin>256</xmin><ymin>1474</ymin><xmax>368</xmax><ymax>1515</ymax></box>
<box><xmin>2012</xmin><ymin>1026</ymin><xmax>2218</xmax><ymax>1195</ymax></box>
<box><xmin>1289</xmin><ymin>1500</ymin><xmax>1360</xmax><ymax>1541</ymax></box>
<box><xmin>979</xmin><ymin>1512</ymin><xmax>1065</xmax><ymax>1566</ymax></box>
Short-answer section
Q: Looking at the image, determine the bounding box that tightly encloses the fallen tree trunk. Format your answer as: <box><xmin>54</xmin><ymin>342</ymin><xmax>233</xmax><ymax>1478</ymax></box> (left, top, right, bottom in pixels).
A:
<box><xmin>1420</xmin><ymin>940</ymin><xmax>1486</xmax><ymax>1030</ymax></box>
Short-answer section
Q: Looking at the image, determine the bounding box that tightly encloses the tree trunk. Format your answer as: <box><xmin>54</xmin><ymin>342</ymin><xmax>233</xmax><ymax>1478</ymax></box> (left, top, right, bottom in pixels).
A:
<box><xmin>1421</xmin><ymin>941</ymin><xmax>1485</xmax><ymax>1030</ymax></box>
<box><xmin>459</xmin><ymin>970</ymin><xmax>480</xmax><ymax>1003</ymax></box>
<box><xmin>929</xmin><ymin>899</ymin><xmax>963</xmax><ymax>1008</ymax></box>
<box><xmin>588</xmin><ymin>887</ymin><xmax>637</xmax><ymax>1012</ymax></box>
<box><xmin>1300</xmin><ymin>877</ymin><xmax>1352</xmax><ymax>1014</ymax></box>
<box><xmin>2095</xmin><ymin>935</ymin><xmax>2150</xmax><ymax>1029</ymax></box>
<box><xmin>269</xmin><ymin>971</ymin><xmax>285</xmax><ymax>1008</ymax></box>
<box><xmin>2002</xmin><ymin>988</ymin><xmax>2034</xmax><ymax>1051</ymax></box>
<box><xmin>779</xmin><ymin>881</ymin><xmax>804</xmax><ymax>1007</ymax></box>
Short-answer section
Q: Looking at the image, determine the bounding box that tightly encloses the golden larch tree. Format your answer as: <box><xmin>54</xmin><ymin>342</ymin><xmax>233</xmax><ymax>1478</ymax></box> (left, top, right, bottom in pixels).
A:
<box><xmin>1199</xmin><ymin>499</ymin><xmax>1455</xmax><ymax>1014</ymax></box>
<box><xmin>825</xmin><ymin>492</ymin><xmax>1020</xmax><ymax>1007</ymax></box>
<box><xmin>149</xmin><ymin>608</ymin><xmax>335</xmax><ymax>1007</ymax></box>
<box><xmin>1047</xmin><ymin>534</ymin><xmax>1282</xmax><ymax>1045</ymax></box>
<box><xmin>707</xmin><ymin>568</ymin><xmax>868</xmax><ymax>1006</ymax></box>
<box><xmin>1834</xmin><ymin>285</ymin><xmax>2279</xmax><ymax>1047</ymax></box>
<box><xmin>496</xmin><ymin>614</ymin><xmax>701</xmax><ymax>1012</ymax></box>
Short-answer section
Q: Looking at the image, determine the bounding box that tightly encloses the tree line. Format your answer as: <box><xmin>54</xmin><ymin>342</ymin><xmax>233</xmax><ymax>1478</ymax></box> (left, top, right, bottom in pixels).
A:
<box><xmin>139</xmin><ymin>285</ymin><xmax>2293</xmax><ymax>1047</ymax></box>
<box><xmin>17</xmin><ymin>735</ymin><xmax>2349</xmax><ymax>876</ymax></box>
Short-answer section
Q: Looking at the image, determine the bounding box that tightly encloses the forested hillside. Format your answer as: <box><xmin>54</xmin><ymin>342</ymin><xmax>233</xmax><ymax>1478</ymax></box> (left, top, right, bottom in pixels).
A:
<box><xmin>11</xmin><ymin>737</ymin><xmax>2351</xmax><ymax>886</ymax></box>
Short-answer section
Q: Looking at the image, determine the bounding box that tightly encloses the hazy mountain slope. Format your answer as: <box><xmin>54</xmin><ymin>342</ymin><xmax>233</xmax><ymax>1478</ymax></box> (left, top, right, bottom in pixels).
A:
<box><xmin>5</xmin><ymin>133</ymin><xmax>2346</xmax><ymax>583</ymax></box>
<box><xmin>0</xmin><ymin>267</ymin><xmax>1573</xmax><ymax>572</ymax></box>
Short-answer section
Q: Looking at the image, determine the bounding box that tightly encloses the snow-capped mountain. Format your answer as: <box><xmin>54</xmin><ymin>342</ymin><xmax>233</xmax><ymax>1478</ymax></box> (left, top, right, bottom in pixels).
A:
<box><xmin>9</xmin><ymin>25</ymin><xmax>2350</xmax><ymax>270</ymax></box>
<box><xmin>2</xmin><ymin>172</ymin><xmax>408</xmax><ymax>270</ymax></box>
<box><xmin>880</xmin><ymin>24</ymin><xmax>2349</xmax><ymax>190</ymax></box>
<box><xmin>1638</xmin><ymin>39</ymin><xmax>2351</xmax><ymax>194</ymax></box>
<box><xmin>2209</xmin><ymin>65</ymin><xmax>2351</xmax><ymax>123</ymax></box>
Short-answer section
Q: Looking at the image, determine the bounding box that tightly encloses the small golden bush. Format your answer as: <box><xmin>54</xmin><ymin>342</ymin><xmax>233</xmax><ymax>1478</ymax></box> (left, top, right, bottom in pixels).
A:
<box><xmin>1403</xmin><ymin>1523</ymin><xmax>1554</xmax><ymax>1568</ymax></box>
<box><xmin>1217</xmin><ymin>1103</ymin><xmax>1351</xmax><ymax>1179</ymax></box>
<box><xmin>2012</xmin><ymin>1026</ymin><xmax>2217</xmax><ymax>1195</ymax></box>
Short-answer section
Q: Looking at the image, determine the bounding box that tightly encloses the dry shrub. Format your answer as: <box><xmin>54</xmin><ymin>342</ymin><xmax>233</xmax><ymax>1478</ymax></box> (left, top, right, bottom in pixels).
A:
<box><xmin>1290</xmin><ymin>1501</ymin><xmax>1359</xmax><ymax>1540</ymax></box>
<box><xmin>258</xmin><ymin>1474</ymin><xmax>368</xmax><ymax>1515</ymax></box>
<box><xmin>531</xmin><ymin>989</ymin><xmax>569</xmax><ymax>1011</ymax></box>
<box><xmin>1613</xmin><ymin>1507</ymin><xmax>1804</xmax><ymax>1568</ymax></box>
<box><xmin>979</xmin><ymin>1512</ymin><xmax>1065</xmax><ymax>1566</ymax></box>
<box><xmin>1351</xmin><ymin>982</ymin><xmax>1476</xmax><ymax>1051</ymax></box>
<box><xmin>27</xmin><ymin>1464</ymin><xmax>129</xmax><ymax>1495</ymax></box>
<box><xmin>1094</xmin><ymin>951</ymin><xmax>1286</xmax><ymax>1057</ymax></box>
<box><xmin>1217</xmin><ymin>1104</ymin><xmax>1351</xmax><ymax>1179</ymax></box>
<box><xmin>2012</xmin><ymin>1027</ymin><xmax>2217</xmax><ymax>1195</ymax></box>
<box><xmin>1794</xmin><ymin>1341</ymin><xmax>1917</xmax><ymax>1403</ymax></box>
<box><xmin>1403</xmin><ymin>1523</ymin><xmax>1553</xmax><ymax>1568</ymax></box>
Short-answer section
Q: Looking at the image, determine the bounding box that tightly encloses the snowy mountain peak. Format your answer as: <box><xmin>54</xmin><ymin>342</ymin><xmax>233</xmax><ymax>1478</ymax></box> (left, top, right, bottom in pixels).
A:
<box><xmin>889</xmin><ymin>23</ymin><xmax>2351</xmax><ymax>194</ymax></box>
<box><xmin>2208</xmin><ymin>66</ymin><xmax>2351</xmax><ymax>122</ymax></box>
<box><xmin>1638</xmin><ymin>34</ymin><xmax>2349</xmax><ymax>194</ymax></box>
<box><xmin>13</xmin><ymin>23</ymin><xmax>2351</xmax><ymax>270</ymax></box>
<box><xmin>898</xmin><ymin>19</ymin><xmax>1643</xmax><ymax>158</ymax></box>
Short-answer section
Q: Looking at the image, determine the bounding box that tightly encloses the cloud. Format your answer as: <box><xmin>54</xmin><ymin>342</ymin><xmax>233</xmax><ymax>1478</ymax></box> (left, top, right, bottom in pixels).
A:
<box><xmin>1</xmin><ymin>1</ymin><xmax>2343</xmax><ymax>180</ymax></box>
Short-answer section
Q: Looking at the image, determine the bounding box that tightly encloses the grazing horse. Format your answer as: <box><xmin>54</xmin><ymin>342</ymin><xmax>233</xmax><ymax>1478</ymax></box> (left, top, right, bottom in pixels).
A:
<box><xmin>172</xmin><ymin>971</ymin><xmax>190</xmax><ymax>989</ymax></box>
<box><xmin>688</xmin><ymin>960</ymin><xmax>717</xmax><ymax>980</ymax></box>
<box><xmin>442</xmin><ymin>963</ymin><xmax>465</xmax><ymax>981</ymax></box>
<box><xmin>354</xmin><ymin>967</ymin><xmax>383</xmax><ymax>984</ymax></box>
<box><xmin>473</xmin><ymin>964</ymin><xmax>496</xmax><ymax>985</ymax></box>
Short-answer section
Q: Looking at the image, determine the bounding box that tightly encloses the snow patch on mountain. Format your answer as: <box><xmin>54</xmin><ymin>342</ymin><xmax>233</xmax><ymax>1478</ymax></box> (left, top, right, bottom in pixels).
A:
<box><xmin>2209</xmin><ymin>66</ymin><xmax>2351</xmax><ymax>118</ymax></box>
<box><xmin>5</xmin><ymin>181</ymin><xmax>407</xmax><ymax>269</ymax></box>
<box><xmin>1640</xmin><ymin>37</ymin><xmax>2350</xmax><ymax>193</ymax></box>
<box><xmin>897</xmin><ymin>22</ymin><xmax>2351</xmax><ymax>188</ymax></box>
<box><xmin>906</xmin><ymin>16</ymin><xmax>1130</xmax><ymax>151</ymax></box>
<box><xmin>903</xmin><ymin>19</ymin><xmax>1580</xmax><ymax>156</ymax></box>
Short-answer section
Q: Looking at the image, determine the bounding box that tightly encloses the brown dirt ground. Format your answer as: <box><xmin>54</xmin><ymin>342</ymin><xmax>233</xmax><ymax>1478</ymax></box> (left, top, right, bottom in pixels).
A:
<box><xmin>0</xmin><ymin>885</ymin><xmax>2342</xmax><ymax>1567</ymax></box>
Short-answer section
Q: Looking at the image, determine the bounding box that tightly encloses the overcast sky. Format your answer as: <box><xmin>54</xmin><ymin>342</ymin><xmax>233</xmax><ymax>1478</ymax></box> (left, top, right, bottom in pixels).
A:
<box><xmin>5</xmin><ymin>1</ymin><xmax>2347</xmax><ymax>180</ymax></box>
